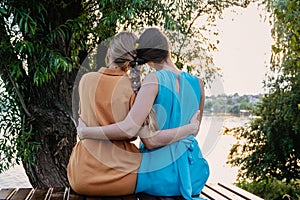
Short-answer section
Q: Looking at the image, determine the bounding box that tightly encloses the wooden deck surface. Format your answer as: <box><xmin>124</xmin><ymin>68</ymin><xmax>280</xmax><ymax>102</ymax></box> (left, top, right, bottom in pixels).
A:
<box><xmin>0</xmin><ymin>183</ymin><xmax>264</xmax><ymax>200</ymax></box>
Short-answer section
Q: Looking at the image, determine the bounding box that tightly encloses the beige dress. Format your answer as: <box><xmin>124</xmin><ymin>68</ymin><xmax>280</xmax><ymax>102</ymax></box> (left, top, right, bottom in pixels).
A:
<box><xmin>67</xmin><ymin>67</ymin><xmax>142</xmax><ymax>196</ymax></box>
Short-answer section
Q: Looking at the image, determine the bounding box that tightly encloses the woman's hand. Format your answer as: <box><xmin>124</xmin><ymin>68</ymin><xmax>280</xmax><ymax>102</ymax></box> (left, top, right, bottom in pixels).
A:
<box><xmin>138</xmin><ymin>125</ymin><xmax>159</xmax><ymax>150</ymax></box>
<box><xmin>190</xmin><ymin>110</ymin><xmax>201</xmax><ymax>136</ymax></box>
<box><xmin>77</xmin><ymin>118</ymin><xmax>87</xmax><ymax>140</ymax></box>
<box><xmin>138</xmin><ymin>125</ymin><xmax>153</xmax><ymax>139</ymax></box>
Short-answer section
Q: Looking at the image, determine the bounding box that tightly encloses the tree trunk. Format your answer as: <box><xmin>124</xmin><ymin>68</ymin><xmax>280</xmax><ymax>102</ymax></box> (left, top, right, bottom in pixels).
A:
<box><xmin>18</xmin><ymin>0</ymin><xmax>84</xmax><ymax>187</ymax></box>
<box><xmin>22</xmin><ymin>109</ymin><xmax>76</xmax><ymax>187</ymax></box>
<box><xmin>22</xmin><ymin>69</ymin><xmax>78</xmax><ymax>187</ymax></box>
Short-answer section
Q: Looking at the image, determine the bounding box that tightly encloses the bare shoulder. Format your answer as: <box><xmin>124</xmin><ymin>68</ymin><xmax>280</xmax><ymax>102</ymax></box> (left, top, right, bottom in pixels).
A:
<box><xmin>139</xmin><ymin>72</ymin><xmax>158</xmax><ymax>96</ymax></box>
<box><xmin>142</xmin><ymin>72</ymin><xmax>158</xmax><ymax>85</ymax></box>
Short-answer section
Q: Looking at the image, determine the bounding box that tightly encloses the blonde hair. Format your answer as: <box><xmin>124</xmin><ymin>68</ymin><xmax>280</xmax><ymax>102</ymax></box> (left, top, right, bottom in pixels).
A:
<box><xmin>107</xmin><ymin>32</ymin><xmax>158</xmax><ymax>131</ymax></box>
<box><xmin>106</xmin><ymin>32</ymin><xmax>138</xmax><ymax>71</ymax></box>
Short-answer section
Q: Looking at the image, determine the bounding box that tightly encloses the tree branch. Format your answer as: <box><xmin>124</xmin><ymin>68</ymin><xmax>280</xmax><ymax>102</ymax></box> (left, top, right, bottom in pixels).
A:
<box><xmin>6</xmin><ymin>67</ymin><xmax>32</xmax><ymax>117</ymax></box>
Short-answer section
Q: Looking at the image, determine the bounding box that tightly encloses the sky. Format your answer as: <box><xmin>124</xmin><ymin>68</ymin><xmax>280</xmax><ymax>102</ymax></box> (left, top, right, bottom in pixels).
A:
<box><xmin>207</xmin><ymin>3</ymin><xmax>273</xmax><ymax>96</ymax></box>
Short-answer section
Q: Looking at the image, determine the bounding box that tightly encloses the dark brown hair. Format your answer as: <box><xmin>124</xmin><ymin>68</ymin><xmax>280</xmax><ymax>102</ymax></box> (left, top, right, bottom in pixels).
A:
<box><xmin>136</xmin><ymin>28</ymin><xmax>170</xmax><ymax>64</ymax></box>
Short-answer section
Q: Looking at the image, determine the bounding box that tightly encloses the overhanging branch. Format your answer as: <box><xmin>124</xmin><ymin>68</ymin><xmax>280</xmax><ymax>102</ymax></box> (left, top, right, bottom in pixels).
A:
<box><xmin>5</xmin><ymin>66</ymin><xmax>32</xmax><ymax>117</ymax></box>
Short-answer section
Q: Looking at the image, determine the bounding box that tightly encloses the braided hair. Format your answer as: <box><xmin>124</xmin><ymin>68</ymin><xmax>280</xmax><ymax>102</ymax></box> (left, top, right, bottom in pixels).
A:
<box><xmin>128</xmin><ymin>28</ymin><xmax>170</xmax><ymax>93</ymax></box>
<box><xmin>128</xmin><ymin>28</ymin><xmax>170</xmax><ymax>131</ymax></box>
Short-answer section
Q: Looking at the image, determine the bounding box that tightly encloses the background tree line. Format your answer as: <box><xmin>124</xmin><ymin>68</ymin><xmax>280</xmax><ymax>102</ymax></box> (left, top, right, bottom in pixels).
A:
<box><xmin>204</xmin><ymin>93</ymin><xmax>262</xmax><ymax>115</ymax></box>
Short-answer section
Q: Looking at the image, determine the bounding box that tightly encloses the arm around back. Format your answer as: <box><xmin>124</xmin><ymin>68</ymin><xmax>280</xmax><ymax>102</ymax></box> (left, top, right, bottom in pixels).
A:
<box><xmin>77</xmin><ymin>72</ymin><xmax>201</xmax><ymax>147</ymax></box>
<box><xmin>138</xmin><ymin>110</ymin><xmax>201</xmax><ymax>149</ymax></box>
<box><xmin>77</xmin><ymin>72</ymin><xmax>158</xmax><ymax>140</ymax></box>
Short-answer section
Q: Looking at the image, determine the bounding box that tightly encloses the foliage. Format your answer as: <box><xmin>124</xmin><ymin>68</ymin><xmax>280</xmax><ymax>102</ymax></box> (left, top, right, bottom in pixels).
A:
<box><xmin>0</xmin><ymin>79</ymin><xmax>21</xmax><ymax>171</ymax></box>
<box><xmin>237</xmin><ymin>178</ymin><xmax>300</xmax><ymax>200</ymax></box>
<box><xmin>0</xmin><ymin>0</ymin><xmax>99</xmax><ymax>174</ymax></box>
<box><xmin>0</xmin><ymin>0</ymin><xmax>254</xmax><ymax>184</ymax></box>
<box><xmin>226</xmin><ymin>0</ymin><xmax>300</xmax><ymax>184</ymax></box>
<box><xmin>0</xmin><ymin>78</ymin><xmax>39</xmax><ymax>171</ymax></box>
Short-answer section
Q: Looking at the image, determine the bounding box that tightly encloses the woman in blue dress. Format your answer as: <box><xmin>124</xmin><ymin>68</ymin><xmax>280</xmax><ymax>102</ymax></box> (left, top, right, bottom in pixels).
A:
<box><xmin>78</xmin><ymin>28</ymin><xmax>209</xmax><ymax>199</ymax></box>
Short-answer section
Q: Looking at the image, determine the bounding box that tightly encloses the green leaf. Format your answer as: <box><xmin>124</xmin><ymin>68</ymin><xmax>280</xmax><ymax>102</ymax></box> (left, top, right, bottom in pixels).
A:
<box><xmin>0</xmin><ymin>7</ymin><xmax>7</xmax><ymax>15</ymax></box>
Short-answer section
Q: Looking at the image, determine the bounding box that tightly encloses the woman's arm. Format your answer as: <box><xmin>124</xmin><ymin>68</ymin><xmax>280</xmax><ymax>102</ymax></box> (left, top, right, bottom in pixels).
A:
<box><xmin>197</xmin><ymin>78</ymin><xmax>205</xmax><ymax>132</ymax></box>
<box><xmin>138</xmin><ymin>110</ymin><xmax>200</xmax><ymax>149</ymax></box>
<box><xmin>77</xmin><ymin>109</ymin><xmax>200</xmax><ymax>145</ymax></box>
<box><xmin>77</xmin><ymin>73</ymin><xmax>158</xmax><ymax>140</ymax></box>
<box><xmin>138</xmin><ymin>78</ymin><xmax>205</xmax><ymax>149</ymax></box>
<box><xmin>77</xmin><ymin>73</ymin><xmax>201</xmax><ymax>144</ymax></box>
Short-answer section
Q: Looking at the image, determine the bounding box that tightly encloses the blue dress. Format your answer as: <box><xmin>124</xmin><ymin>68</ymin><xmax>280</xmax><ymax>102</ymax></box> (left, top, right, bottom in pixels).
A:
<box><xmin>135</xmin><ymin>70</ymin><xmax>210</xmax><ymax>199</ymax></box>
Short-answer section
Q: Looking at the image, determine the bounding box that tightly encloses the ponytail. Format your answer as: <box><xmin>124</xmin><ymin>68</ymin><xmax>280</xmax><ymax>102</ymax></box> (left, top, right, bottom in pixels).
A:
<box><xmin>129</xmin><ymin>54</ymin><xmax>146</xmax><ymax>93</ymax></box>
<box><xmin>128</xmin><ymin>27</ymin><xmax>169</xmax><ymax>94</ymax></box>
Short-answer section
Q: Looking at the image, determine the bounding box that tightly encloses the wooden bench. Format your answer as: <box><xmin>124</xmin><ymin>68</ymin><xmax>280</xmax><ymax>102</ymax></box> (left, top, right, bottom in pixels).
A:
<box><xmin>201</xmin><ymin>183</ymin><xmax>264</xmax><ymax>200</ymax></box>
<box><xmin>0</xmin><ymin>183</ymin><xmax>263</xmax><ymax>200</ymax></box>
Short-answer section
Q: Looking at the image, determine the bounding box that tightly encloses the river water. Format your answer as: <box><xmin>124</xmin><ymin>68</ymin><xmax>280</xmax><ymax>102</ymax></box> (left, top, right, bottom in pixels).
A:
<box><xmin>0</xmin><ymin>115</ymin><xmax>249</xmax><ymax>188</ymax></box>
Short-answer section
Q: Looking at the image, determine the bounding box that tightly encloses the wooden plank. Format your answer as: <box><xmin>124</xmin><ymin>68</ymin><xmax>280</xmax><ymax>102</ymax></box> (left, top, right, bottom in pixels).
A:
<box><xmin>201</xmin><ymin>186</ymin><xmax>231</xmax><ymax>200</ymax></box>
<box><xmin>218</xmin><ymin>183</ymin><xmax>264</xmax><ymax>200</ymax></box>
<box><xmin>0</xmin><ymin>188</ymin><xmax>17</xmax><ymax>199</ymax></box>
<box><xmin>68</xmin><ymin>189</ymin><xmax>137</xmax><ymax>200</ymax></box>
<box><xmin>84</xmin><ymin>195</ymin><xmax>137</xmax><ymax>200</ymax></box>
<box><xmin>206</xmin><ymin>184</ymin><xmax>246</xmax><ymax>200</ymax></box>
<box><xmin>48</xmin><ymin>187</ymin><xmax>68</xmax><ymax>200</ymax></box>
<box><xmin>136</xmin><ymin>193</ymin><xmax>182</xmax><ymax>200</ymax></box>
<box><xmin>121</xmin><ymin>196</ymin><xmax>137</xmax><ymax>200</ymax></box>
<box><xmin>29</xmin><ymin>188</ymin><xmax>50</xmax><ymax>200</ymax></box>
<box><xmin>85</xmin><ymin>197</ymin><xmax>111</xmax><ymax>200</ymax></box>
<box><xmin>67</xmin><ymin>189</ymin><xmax>85</xmax><ymax>200</ymax></box>
<box><xmin>10</xmin><ymin>188</ymin><xmax>34</xmax><ymax>200</ymax></box>
<box><xmin>199</xmin><ymin>191</ymin><xmax>213</xmax><ymax>200</ymax></box>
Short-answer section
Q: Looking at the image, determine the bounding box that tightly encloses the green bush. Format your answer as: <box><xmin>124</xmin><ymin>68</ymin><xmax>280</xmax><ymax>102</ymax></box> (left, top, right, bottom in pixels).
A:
<box><xmin>237</xmin><ymin>179</ymin><xmax>300</xmax><ymax>200</ymax></box>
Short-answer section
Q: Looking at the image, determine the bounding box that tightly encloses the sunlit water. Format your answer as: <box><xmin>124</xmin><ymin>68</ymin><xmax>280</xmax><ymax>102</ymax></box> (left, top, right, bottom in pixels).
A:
<box><xmin>0</xmin><ymin>115</ymin><xmax>249</xmax><ymax>188</ymax></box>
<box><xmin>200</xmin><ymin>115</ymin><xmax>249</xmax><ymax>184</ymax></box>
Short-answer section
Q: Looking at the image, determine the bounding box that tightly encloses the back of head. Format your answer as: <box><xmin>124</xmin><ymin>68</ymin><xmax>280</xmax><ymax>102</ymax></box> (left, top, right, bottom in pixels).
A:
<box><xmin>137</xmin><ymin>28</ymin><xmax>170</xmax><ymax>64</ymax></box>
<box><xmin>106</xmin><ymin>32</ymin><xmax>138</xmax><ymax>71</ymax></box>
